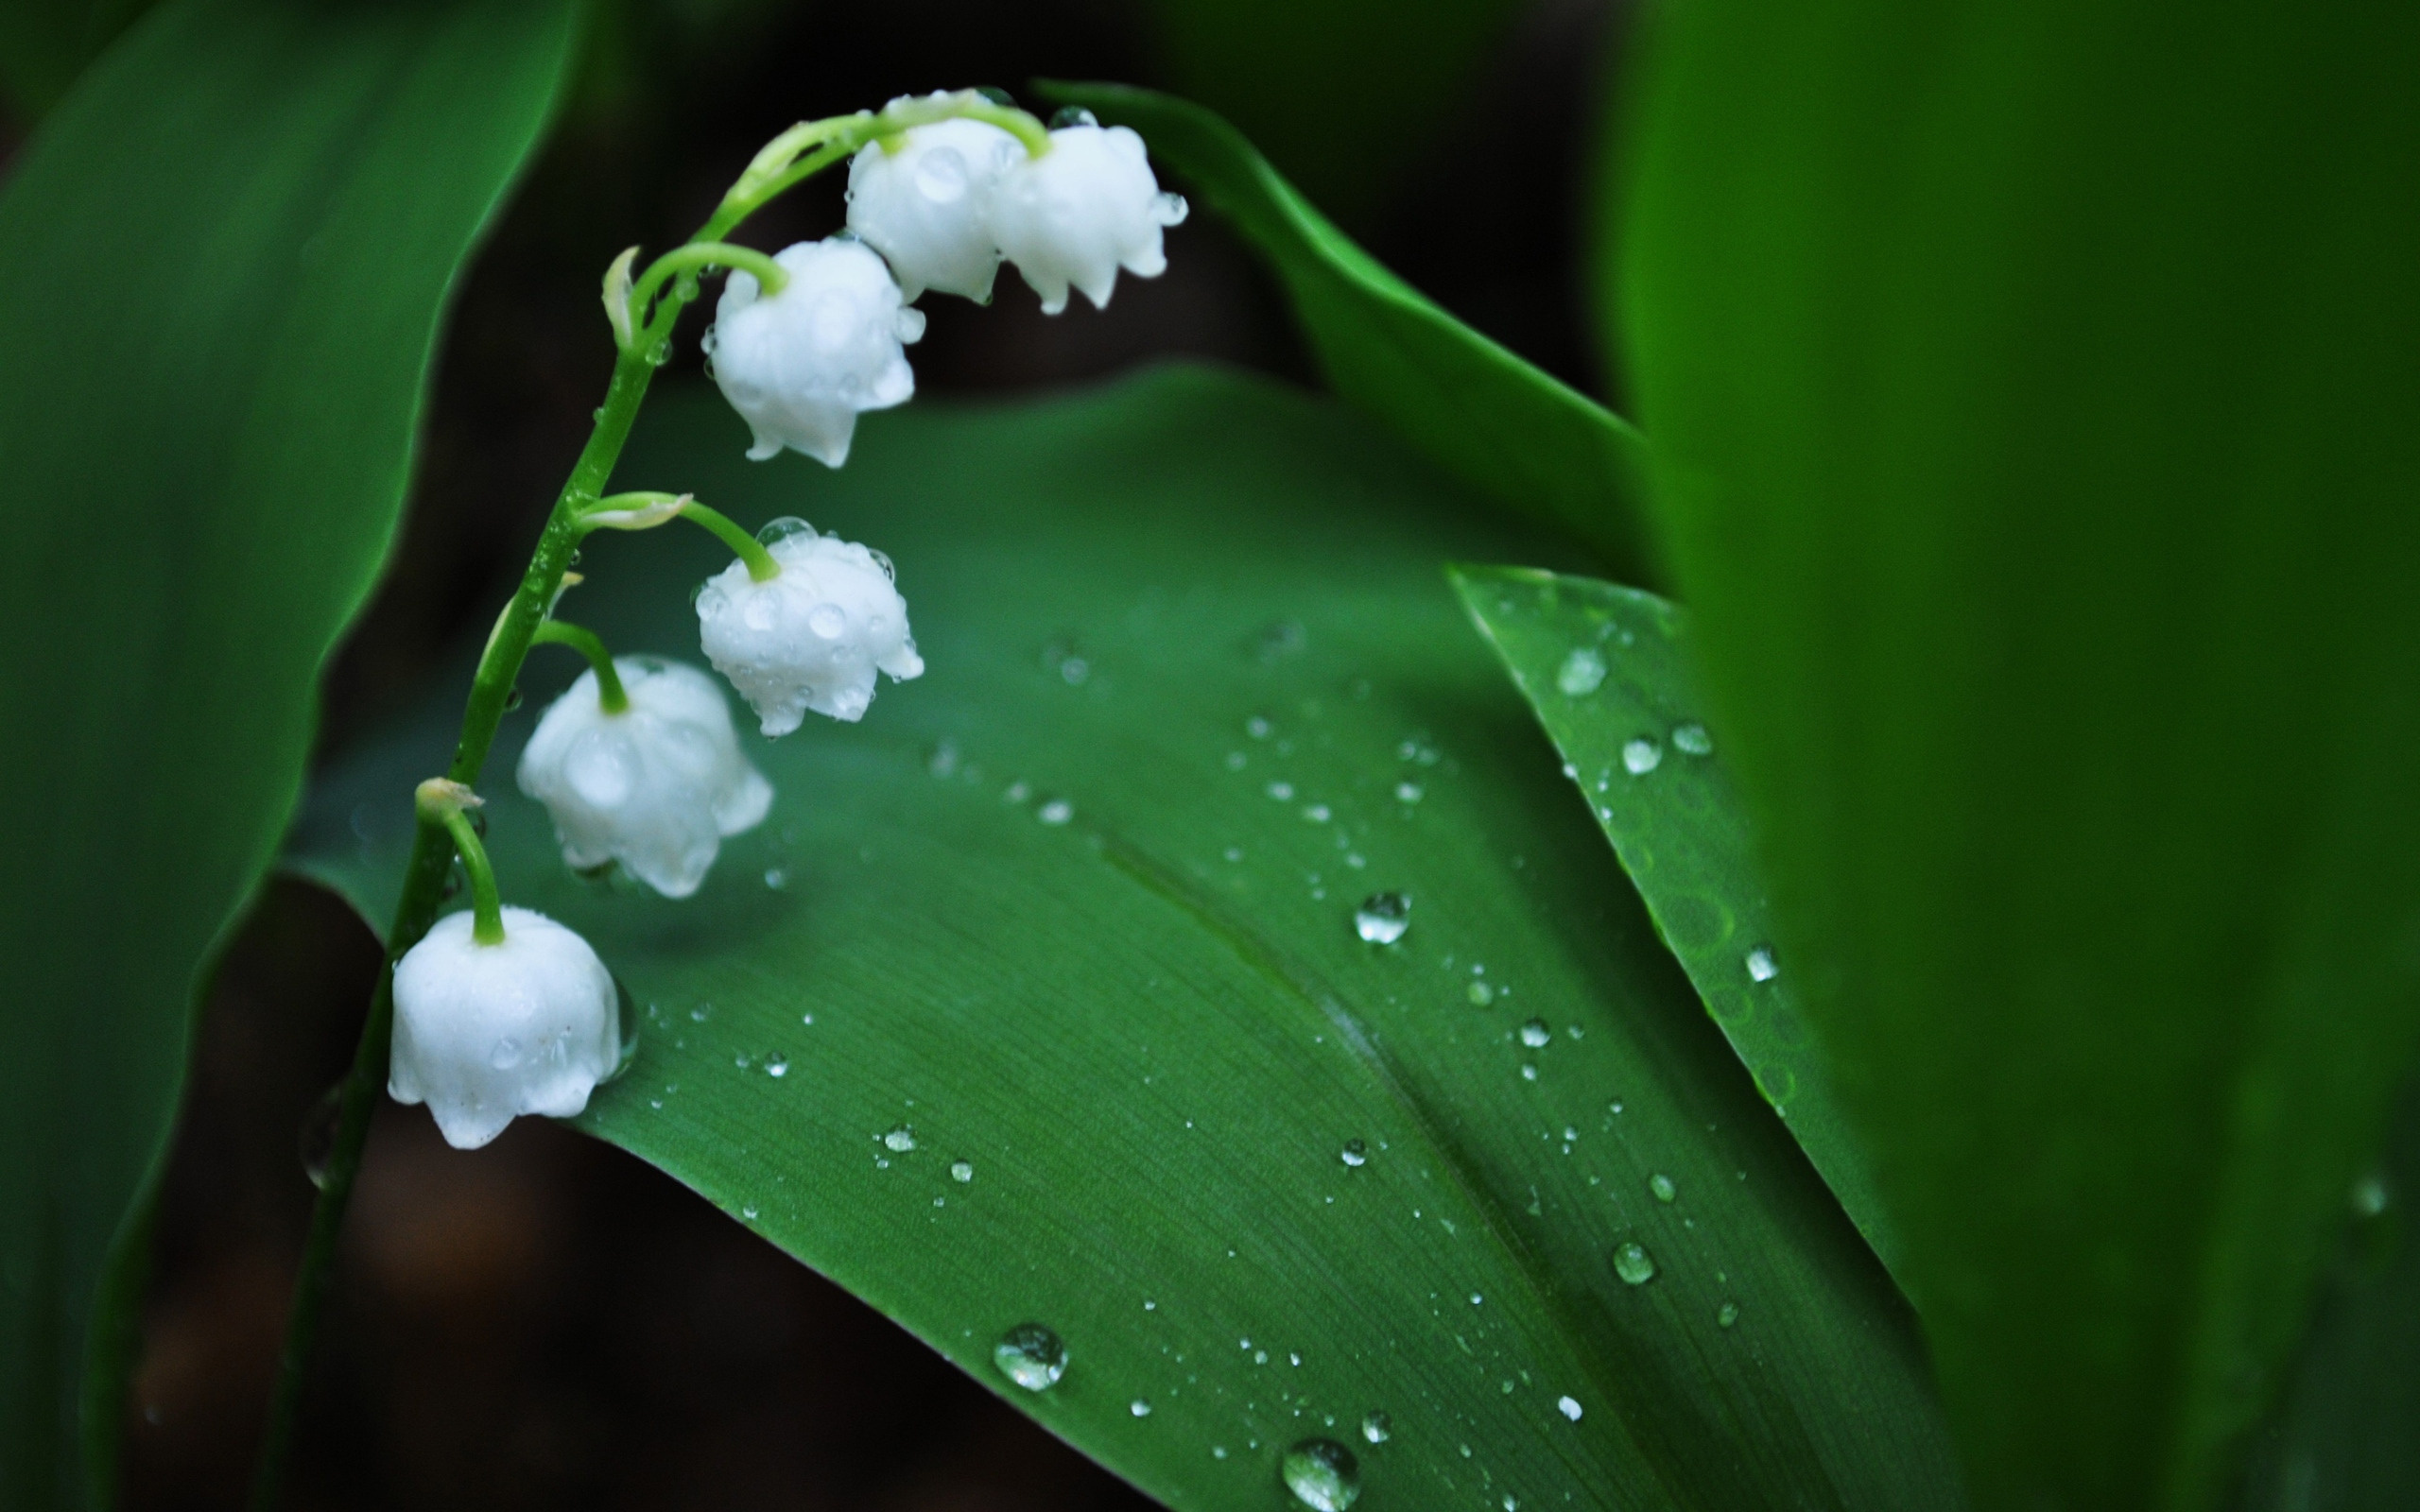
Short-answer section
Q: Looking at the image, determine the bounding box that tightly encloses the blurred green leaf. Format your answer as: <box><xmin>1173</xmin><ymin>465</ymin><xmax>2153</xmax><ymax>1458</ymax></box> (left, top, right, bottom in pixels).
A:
<box><xmin>1136</xmin><ymin>0</ymin><xmax>1524</xmax><ymax>218</ymax></box>
<box><xmin>0</xmin><ymin>0</ymin><xmax>155</xmax><ymax>121</ymax></box>
<box><xmin>1452</xmin><ymin>565</ymin><xmax>1902</xmax><ymax>1285</ymax></box>
<box><xmin>0</xmin><ymin>0</ymin><xmax>576</xmax><ymax>1501</ymax></box>
<box><xmin>1043</xmin><ymin>82</ymin><xmax>1658</xmax><ymax>585</ymax></box>
<box><xmin>1615</xmin><ymin>3</ymin><xmax>2420</xmax><ymax>1507</ymax></box>
<box><xmin>293</xmin><ymin>370</ymin><xmax>1963</xmax><ymax>1512</ymax></box>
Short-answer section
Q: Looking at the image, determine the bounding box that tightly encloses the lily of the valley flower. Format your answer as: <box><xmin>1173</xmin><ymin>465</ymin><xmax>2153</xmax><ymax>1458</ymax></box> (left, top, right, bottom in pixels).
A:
<box><xmin>516</xmin><ymin>657</ymin><xmax>771</xmax><ymax>898</ymax></box>
<box><xmin>991</xmin><ymin>113</ymin><xmax>1186</xmax><ymax>315</ymax></box>
<box><xmin>846</xmin><ymin>111</ymin><xmax>1023</xmax><ymax>301</ymax></box>
<box><xmin>703</xmin><ymin>237</ymin><xmax>926</xmax><ymax>467</ymax></box>
<box><xmin>696</xmin><ymin>520</ymin><xmax>924</xmax><ymax>736</ymax></box>
<box><xmin>389</xmin><ymin>906</ymin><xmax>621</xmax><ymax>1150</ymax></box>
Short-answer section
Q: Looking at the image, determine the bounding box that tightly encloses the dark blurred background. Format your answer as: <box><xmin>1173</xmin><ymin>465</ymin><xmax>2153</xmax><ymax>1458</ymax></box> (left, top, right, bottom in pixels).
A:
<box><xmin>2</xmin><ymin>0</ymin><xmax>1633</xmax><ymax>1503</ymax></box>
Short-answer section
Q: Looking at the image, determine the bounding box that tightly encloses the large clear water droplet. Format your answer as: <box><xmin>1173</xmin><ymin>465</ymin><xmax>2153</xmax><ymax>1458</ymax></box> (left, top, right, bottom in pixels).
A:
<box><xmin>1557</xmin><ymin>1395</ymin><xmax>1582</xmax><ymax>1421</ymax></box>
<box><xmin>1355</xmin><ymin>892</ymin><xmax>1410</xmax><ymax>944</ymax></box>
<box><xmin>994</xmin><ymin>1323</ymin><xmax>1066</xmax><ymax>1390</ymax></box>
<box><xmin>1360</xmin><ymin>1409</ymin><xmax>1392</xmax><ymax>1444</ymax></box>
<box><xmin>1556</xmin><ymin>647</ymin><xmax>1607</xmax><ymax>696</ymax></box>
<box><xmin>1614</xmin><ymin>1241</ymin><xmax>1657</xmax><ymax>1285</ymax></box>
<box><xmin>1340</xmin><ymin>1138</ymin><xmax>1368</xmax><ymax>1168</ymax></box>
<box><xmin>1129</xmin><ymin>1397</ymin><xmax>1152</xmax><ymax>1418</ymax></box>
<box><xmin>1519</xmin><ymin>1019</ymin><xmax>1551</xmax><ymax>1048</ymax></box>
<box><xmin>1621</xmin><ymin>738</ymin><xmax>1664</xmax><ymax>775</ymax></box>
<box><xmin>914</xmin><ymin>146</ymin><xmax>970</xmax><ymax>202</ymax></box>
<box><xmin>808</xmin><ymin>603</ymin><xmax>847</xmax><ymax>639</ymax></box>
<box><xmin>1281</xmin><ymin>1438</ymin><xmax>1362</xmax><ymax>1511</ymax></box>
<box><xmin>755</xmin><ymin>516</ymin><xmax>815</xmax><ymax>547</ymax></box>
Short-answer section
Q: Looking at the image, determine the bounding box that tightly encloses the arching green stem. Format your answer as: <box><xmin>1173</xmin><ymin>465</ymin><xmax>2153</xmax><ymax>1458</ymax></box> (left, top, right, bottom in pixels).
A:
<box><xmin>679</xmin><ymin>500</ymin><xmax>783</xmax><ymax>581</ymax></box>
<box><xmin>624</xmin><ymin>241</ymin><xmax>787</xmax><ymax>346</ymax></box>
<box><xmin>530</xmin><ymin>620</ymin><xmax>629</xmax><ymax>712</ymax></box>
<box><xmin>414</xmin><ymin>780</ymin><xmax>503</xmax><ymax>944</ymax></box>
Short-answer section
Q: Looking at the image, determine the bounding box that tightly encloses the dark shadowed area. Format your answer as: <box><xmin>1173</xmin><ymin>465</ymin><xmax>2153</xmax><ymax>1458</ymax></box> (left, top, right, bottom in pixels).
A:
<box><xmin>0</xmin><ymin>0</ymin><xmax>1634</xmax><ymax>1502</ymax></box>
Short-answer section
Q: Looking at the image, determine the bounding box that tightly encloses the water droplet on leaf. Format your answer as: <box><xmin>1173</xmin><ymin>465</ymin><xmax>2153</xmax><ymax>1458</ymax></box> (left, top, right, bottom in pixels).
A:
<box><xmin>1360</xmin><ymin>1409</ymin><xmax>1391</xmax><ymax>1444</ymax></box>
<box><xmin>883</xmin><ymin>1124</ymin><xmax>917</xmax><ymax>1152</ymax></box>
<box><xmin>1281</xmin><ymin>1438</ymin><xmax>1361</xmax><ymax>1511</ymax></box>
<box><xmin>1556</xmin><ymin>647</ymin><xmax>1607</xmax><ymax>696</ymax></box>
<box><xmin>1340</xmin><ymin>1139</ymin><xmax>1368</xmax><ymax>1168</ymax></box>
<box><xmin>1622</xmin><ymin>738</ymin><xmax>1663</xmax><ymax>775</ymax></box>
<box><xmin>1355</xmin><ymin>892</ymin><xmax>1410</xmax><ymax>944</ymax></box>
<box><xmin>994</xmin><ymin>1323</ymin><xmax>1065</xmax><ymax>1390</ymax></box>
<box><xmin>1614</xmin><ymin>1242</ymin><xmax>1657</xmax><ymax>1286</ymax></box>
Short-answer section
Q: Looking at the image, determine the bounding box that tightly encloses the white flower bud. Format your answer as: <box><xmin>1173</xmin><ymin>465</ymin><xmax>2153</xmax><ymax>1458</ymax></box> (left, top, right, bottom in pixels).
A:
<box><xmin>703</xmin><ymin>238</ymin><xmax>926</xmax><ymax>467</ymax></box>
<box><xmin>515</xmin><ymin>658</ymin><xmax>772</xmax><ymax>899</ymax></box>
<box><xmin>389</xmin><ymin>907</ymin><xmax>621</xmax><ymax>1150</ymax></box>
<box><xmin>992</xmin><ymin>117</ymin><xmax>1187</xmax><ymax>315</ymax></box>
<box><xmin>846</xmin><ymin>111</ymin><xmax>1022</xmax><ymax>301</ymax></box>
<box><xmin>696</xmin><ymin>521</ymin><xmax>924</xmax><ymax>736</ymax></box>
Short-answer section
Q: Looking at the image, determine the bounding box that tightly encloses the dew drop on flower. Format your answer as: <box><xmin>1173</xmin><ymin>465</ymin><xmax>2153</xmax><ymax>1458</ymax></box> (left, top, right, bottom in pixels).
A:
<box><xmin>1556</xmin><ymin>647</ymin><xmax>1608</xmax><ymax>696</ymax></box>
<box><xmin>1354</xmin><ymin>892</ymin><xmax>1410</xmax><ymax>944</ymax></box>
<box><xmin>1281</xmin><ymin>1438</ymin><xmax>1361</xmax><ymax>1511</ymax></box>
<box><xmin>1614</xmin><ymin>1242</ymin><xmax>1657</xmax><ymax>1285</ymax></box>
<box><xmin>994</xmin><ymin>1323</ymin><xmax>1066</xmax><ymax>1391</ymax></box>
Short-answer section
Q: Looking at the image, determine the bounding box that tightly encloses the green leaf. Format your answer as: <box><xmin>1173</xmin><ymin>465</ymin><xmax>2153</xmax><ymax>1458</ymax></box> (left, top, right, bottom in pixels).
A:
<box><xmin>1039</xmin><ymin>82</ymin><xmax>1659</xmax><ymax>584</ymax></box>
<box><xmin>0</xmin><ymin>0</ymin><xmax>576</xmax><ymax>1501</ymax></box>
<box><xmin>0</xmin><ymin>0</ymin><xmax>155</xmax><ymax>120</ymax></box>
<box><xmin>1134</xmin><ymin>0</ymin><xmax>1524</xmax><ymax>218</ymax></box>
<box><xmin>292</xmin><ymin>369</ymin><xmax>1965</xmax><ymax>1512</ymax></box>
<box><xmin>1451</xmin><ymin>566</ymin><xmax>1901</xmax><ymax>1285</ymax></box>
<box><xmin>1615</xmin><ymin>3</ymin><xmax>2420</xmax><ymax>1507</ymax></box>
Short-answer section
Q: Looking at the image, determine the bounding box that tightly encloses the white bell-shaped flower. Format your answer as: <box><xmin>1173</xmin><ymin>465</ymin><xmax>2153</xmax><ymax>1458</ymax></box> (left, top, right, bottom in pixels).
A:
<box><xmin>389</xmin><ymin>907</ymin><xmax>621</xmax><ymax>1150</ymax></box>
<box><xmin>992</xmin><ymin>116</ymin><xmax>1187</xmax><ymax>315</ymax></box>
<box><xmin>703</xmin><ymin>237</ymin><xmax>925</xmax><ymax>467</ymax></box>
<box><xmin>696</xmin><ymin>520</ymin><xmax>924</xmax><ymax>736</ymax></box>
<box><xmin>516</xmin><ymin>658</ymin><xmax>772</xmax><ymax>899</ymax></box>
<box><xmin>846</xmin><ymin>112</ymin><xmax>1022</xmax><ymax>301</ymax></box>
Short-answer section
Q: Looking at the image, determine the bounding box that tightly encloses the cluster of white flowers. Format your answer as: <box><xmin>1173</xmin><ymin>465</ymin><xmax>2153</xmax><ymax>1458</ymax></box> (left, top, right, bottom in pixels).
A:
<box><xmin>709</xmin><ymin>99</ymin><xmax>1186</xmax><ymax>467</ymax></box>
<box><xmin>392</xmin><ymin>94</ymin><xmax>1173</xmax><ymax>1151</ymax></box>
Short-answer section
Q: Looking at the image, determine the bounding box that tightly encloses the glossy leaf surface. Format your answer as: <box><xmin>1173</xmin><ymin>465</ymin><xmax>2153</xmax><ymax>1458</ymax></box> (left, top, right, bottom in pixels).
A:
<box><xmin>0</xmin><ymin>0</ymin><xmax>576</xmax><ymax>1501</ymax></box>
<box><xmin>1042</xmin><ymin>82</ymin><xmax>1658</xmax><ymax>584</ymax></box>
<box><xmin>1617</xmin><ymin>4</ymin><xmax>2420</xmax><ymax>1507</ymax></box>
<box><xmin>293</xmin><ymin>370</ymin><xmax>1962</xmax><ymax>1512</ymax></box>
<box><xmin>1453</xmin><ymin>566</ymin><xmax>1900</xmax><ymax>1284</ymax></box>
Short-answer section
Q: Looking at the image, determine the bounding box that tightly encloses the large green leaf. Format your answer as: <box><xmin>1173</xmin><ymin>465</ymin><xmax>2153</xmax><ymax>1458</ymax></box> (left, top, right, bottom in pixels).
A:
<box><xmin>0</xmin><ymin>0</ymin><xmax>576</xmax><ymax>1501</ymax></box>
<box><xmin>0</xmin><ymin>0</ymin><xmax>154</xmax><ymax>120</ymax></box>
<box><xmin>1451</xmin><ymin>566</ymin><xmax>1900</xmax><ymax>1285</ymax></box>
<box><xmin>1616</xmin><ymin>3</ymin><xmax>2420</xmax><ymax>1507</ymax></box>
<box><xmin>1040</xmin><ymin>82</ymin><xmax>1658</xmax><ymax>584</ymax></box>
<box><xmin>292</xmin><ymin>369</ymin><xmax>1964</xmax><ymax>1511</ymax></box>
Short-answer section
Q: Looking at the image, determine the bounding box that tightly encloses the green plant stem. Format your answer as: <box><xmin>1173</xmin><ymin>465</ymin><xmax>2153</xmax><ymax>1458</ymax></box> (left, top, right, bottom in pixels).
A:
<box><xmin>530</xmin><ymin>619</ymin><xmax>630</xmax><ymax>711</ymax></box>
<box><xmin>437</xmin><ymin>808</ymin><xmax>506</xmax><ymax>943</ymax></box>
<box><xmin>677</xmin><ymin>500</ymin><xmax>782</xmax><ymax>581</ymax></box>
<box><xmin>626</xmin><ymin>241</ymin><xmax>788</xmax><ymax>335</ymax></box>
<box><xmin>248</xmin><ymin>94</ymin><xmax>989</xmax><ymax>1502</ymax></box>
<box><xmin>248</xmin><ymin>335</ymin><xmax>666</xmax><ymax>1512</ymax></box>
